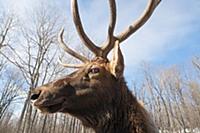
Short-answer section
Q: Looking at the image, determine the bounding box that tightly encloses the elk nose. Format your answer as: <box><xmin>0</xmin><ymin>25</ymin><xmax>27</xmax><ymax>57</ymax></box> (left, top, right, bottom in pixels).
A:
<box><xmin>30</xmin><ymin>90</ymin><xmax>41</xmax><ymax>100</ymax></box>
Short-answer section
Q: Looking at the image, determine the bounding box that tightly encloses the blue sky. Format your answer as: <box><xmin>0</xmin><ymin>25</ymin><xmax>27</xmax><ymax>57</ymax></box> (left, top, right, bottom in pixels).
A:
<box><xmin>0</xmin><ymin>0</ymin><xmax>200</xmax><ymax>84</ymax></box>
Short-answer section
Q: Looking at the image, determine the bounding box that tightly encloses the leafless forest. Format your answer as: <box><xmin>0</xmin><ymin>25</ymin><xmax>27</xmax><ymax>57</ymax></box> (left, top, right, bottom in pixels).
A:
<box><xmin>0</xmin><ymin>6</ymin><xmax>200</xmax><ymax>133</ymax></box>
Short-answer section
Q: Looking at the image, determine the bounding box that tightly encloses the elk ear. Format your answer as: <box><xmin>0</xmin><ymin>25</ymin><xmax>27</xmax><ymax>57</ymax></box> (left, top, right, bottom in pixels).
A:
<box><xmin>110</xmin><ymin>40</ymin><xmax>124</xmax><ymax>79</ymax></box>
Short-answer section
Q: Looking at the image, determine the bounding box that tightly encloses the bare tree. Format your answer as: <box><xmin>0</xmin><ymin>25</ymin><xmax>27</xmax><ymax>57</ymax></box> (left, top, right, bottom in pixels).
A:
<box><xmin>132</xmin><ymin>61</ymin><xmax>200</xmax><ymax>133</ymax></box>
<box><xmin>0</xmin><ymin>6</ymin><xmax>70</xmax><ymax>133</ymax></box>
<box><xmin>0</xmin><ymin>12</ymin><xmax>17</xmax><ymax>50</ymax></box>
<box><xmin>0</xmin><ymin>60</ymin><xmax>24</xmax><ymax>133</ymax></box>
<box><xmin>0</xmin><ymin>72</ymin><xmax>22</xmax><ymax>120</ymax></box>
<box><xmin>193</xmin><ymin>57</ymin><xmax>200</xmax><ymax>74</ymax></box>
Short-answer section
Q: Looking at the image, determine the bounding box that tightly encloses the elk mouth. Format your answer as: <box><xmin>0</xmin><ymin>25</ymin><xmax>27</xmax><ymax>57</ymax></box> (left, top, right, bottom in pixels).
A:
<box><xmin>33</xmin><ymin>98</ymin><xmax>66</xmax><ymax>113</ymax></box>
<box><xmin>31</xmin><ymin>83</ymin><xmax>78</xmax><ymax>113</ymax></box>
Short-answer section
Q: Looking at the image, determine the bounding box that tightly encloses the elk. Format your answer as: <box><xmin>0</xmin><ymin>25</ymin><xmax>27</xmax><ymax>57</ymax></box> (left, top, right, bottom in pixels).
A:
<box><xmin>31</xmin><ymin>0</ymin><xmax>161</xmax><ymax>132</ymax></box>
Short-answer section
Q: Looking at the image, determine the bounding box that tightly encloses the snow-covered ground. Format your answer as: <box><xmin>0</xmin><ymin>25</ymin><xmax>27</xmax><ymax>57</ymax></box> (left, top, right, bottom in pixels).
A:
<box><xmin>159</xmin><ymin>128</ymin><xmax>200</xmax><ymax>133</ymax></box>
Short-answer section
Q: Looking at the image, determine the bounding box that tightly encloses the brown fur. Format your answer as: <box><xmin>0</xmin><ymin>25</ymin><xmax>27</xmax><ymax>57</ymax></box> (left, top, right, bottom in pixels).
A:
<box><xmin>31</xmin><ymin>57</ymin><xmax>158</xmax><ymax>133</ymax></box>
<box><xmin>31</xmin><ymin>0</ymin><xmax>161</xmax><ymax>132</ymax></box>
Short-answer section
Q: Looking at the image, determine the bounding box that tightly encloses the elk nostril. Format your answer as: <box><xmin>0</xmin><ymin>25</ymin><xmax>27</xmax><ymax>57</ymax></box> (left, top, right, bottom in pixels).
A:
<box><xmin>30</xmin><ymin>91</ymin><xmax>41</xmax><ymax>100</ymax></box>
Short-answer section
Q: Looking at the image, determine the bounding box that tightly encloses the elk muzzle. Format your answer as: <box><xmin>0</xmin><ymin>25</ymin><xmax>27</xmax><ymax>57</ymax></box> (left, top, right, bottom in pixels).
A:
<box><xmin>30</xmin><ymin>82</ymin><xmax>76</xmax><ymax>113</ymax></box>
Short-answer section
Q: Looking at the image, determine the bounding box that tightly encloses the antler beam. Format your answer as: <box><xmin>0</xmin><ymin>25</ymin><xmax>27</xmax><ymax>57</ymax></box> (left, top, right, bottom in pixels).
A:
<box><xmin>60</xmin><ymin>0</ymin><xmax>161</xmax><ymax>62</ymax></box>
<box><xmin>100</xmin><ymin>0</ymin><xmax>161</xmax><ymax>58</ymax></box>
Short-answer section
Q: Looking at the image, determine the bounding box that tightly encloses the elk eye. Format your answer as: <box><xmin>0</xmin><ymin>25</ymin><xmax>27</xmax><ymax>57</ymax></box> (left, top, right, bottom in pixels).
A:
<box><xmin>90</xmin><ymin>67</ymin><xmax>100</xmax><ymax>74</ymax></box>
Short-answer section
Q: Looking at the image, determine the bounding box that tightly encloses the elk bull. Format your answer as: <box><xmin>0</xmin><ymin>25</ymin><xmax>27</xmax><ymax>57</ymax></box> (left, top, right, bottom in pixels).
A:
<box><xmin>31</xmin><ymin>0</ymin><xmax>161</xmax><ymax>132</ymax></box>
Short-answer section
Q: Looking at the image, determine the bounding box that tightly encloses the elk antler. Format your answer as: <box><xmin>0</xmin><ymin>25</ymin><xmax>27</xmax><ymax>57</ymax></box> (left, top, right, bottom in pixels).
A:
<box><xmin>58</xmin><ymin>57</ymin><xmax>85</xmax><ymax>68</ymax></box>
<box><xmin>72</xmin><ymin>0</ymin><xmax>101</xmax><ymax>56</ymax></box>
<box><xmin>58</xmin><ymin>28</ymin><xmax>89</xmax><ymax>63</ymax></box>
<box><xmin>101</xmin><ymin>0</ymin><xmax>161</xmax><ymax>58</ymax></box>
<box><xmin>58</xmin><ymin>0</ymin><xmax>161</xmax><ymax>66</ymax></box>
<box><xmin>116</xmin><ymin>0</ymin><xmax>161</xmax><ymax>43</ymax></box>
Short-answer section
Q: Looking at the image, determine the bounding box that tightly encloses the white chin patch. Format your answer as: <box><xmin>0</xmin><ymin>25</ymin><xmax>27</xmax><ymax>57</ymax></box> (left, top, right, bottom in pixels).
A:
<box><xmin>30</xmin><ymin>100</ymin><xmax>42</xmax><ymax>113</ymax></box>
<box><xmin>30</xmin><ymin>100</ymin><xmax>36</xmax><ymax>107</ymax></box>
<box><xmin>36</xmin><ymin>108</ymin><xmax>43</xmax><ymax>113</ymax></box>
<box><xmin>76</xmin><ymin>88</ymin><xmax>93</xmax><ymax>96</ymax></box>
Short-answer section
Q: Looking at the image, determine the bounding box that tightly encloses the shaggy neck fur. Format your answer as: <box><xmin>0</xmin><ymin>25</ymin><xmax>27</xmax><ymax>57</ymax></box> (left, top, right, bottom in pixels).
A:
<box><xmin>77</xmin><ymin>78</ymin><xmax>158</xmax><ymax>133</ymax></box>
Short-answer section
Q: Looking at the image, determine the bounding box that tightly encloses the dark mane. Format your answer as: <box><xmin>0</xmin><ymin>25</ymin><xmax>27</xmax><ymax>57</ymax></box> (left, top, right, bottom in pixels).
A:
<box><xmin>79</xmin><ymin>78</ymin><xmax>158</xmax><ymax>133</ymax></box>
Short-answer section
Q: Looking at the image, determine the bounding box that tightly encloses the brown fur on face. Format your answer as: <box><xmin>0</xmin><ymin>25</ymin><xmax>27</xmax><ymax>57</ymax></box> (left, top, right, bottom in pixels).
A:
<box><xmin>32</xmin><ymin>57</ymin><xmax>119</xmax><ymax>114</ymax></box>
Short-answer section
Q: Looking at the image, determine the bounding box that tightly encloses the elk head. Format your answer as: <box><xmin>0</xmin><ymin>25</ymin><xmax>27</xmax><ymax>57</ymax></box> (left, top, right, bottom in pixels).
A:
<box><xmin>31</xmin><ymin>0</ymin><xmax>160</xmax><ymax>122</ymax></box>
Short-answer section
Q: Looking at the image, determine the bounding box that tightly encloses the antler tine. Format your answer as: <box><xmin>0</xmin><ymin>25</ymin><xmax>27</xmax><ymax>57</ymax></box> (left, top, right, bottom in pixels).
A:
<box><xmin>107</xmin><ymin>0</ymin><xmax>117</xmax><ymax>42</ymax></box>
<box><xmin>58</xmin><ymin>57</ymin><xmax>85</xmax><ymax>68</ymax></box>
<box><xmin>58</xmin><ymin>28</ymin><xmax>89</xmax><ymax>63</ymax></box>
<box><xmin>101</xmin><ymin>0</ymin><xmax>117</xmax><ymax>57</ymax></box>
<box><xmin>71</xmin><ymin>0</ymin><xmax>101</xmax><ymax>56</ymax></box>
<box><xmin>116</xmin><ymin>0</ymin><xmax>161</xmax><ymax>43</ymax></box>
